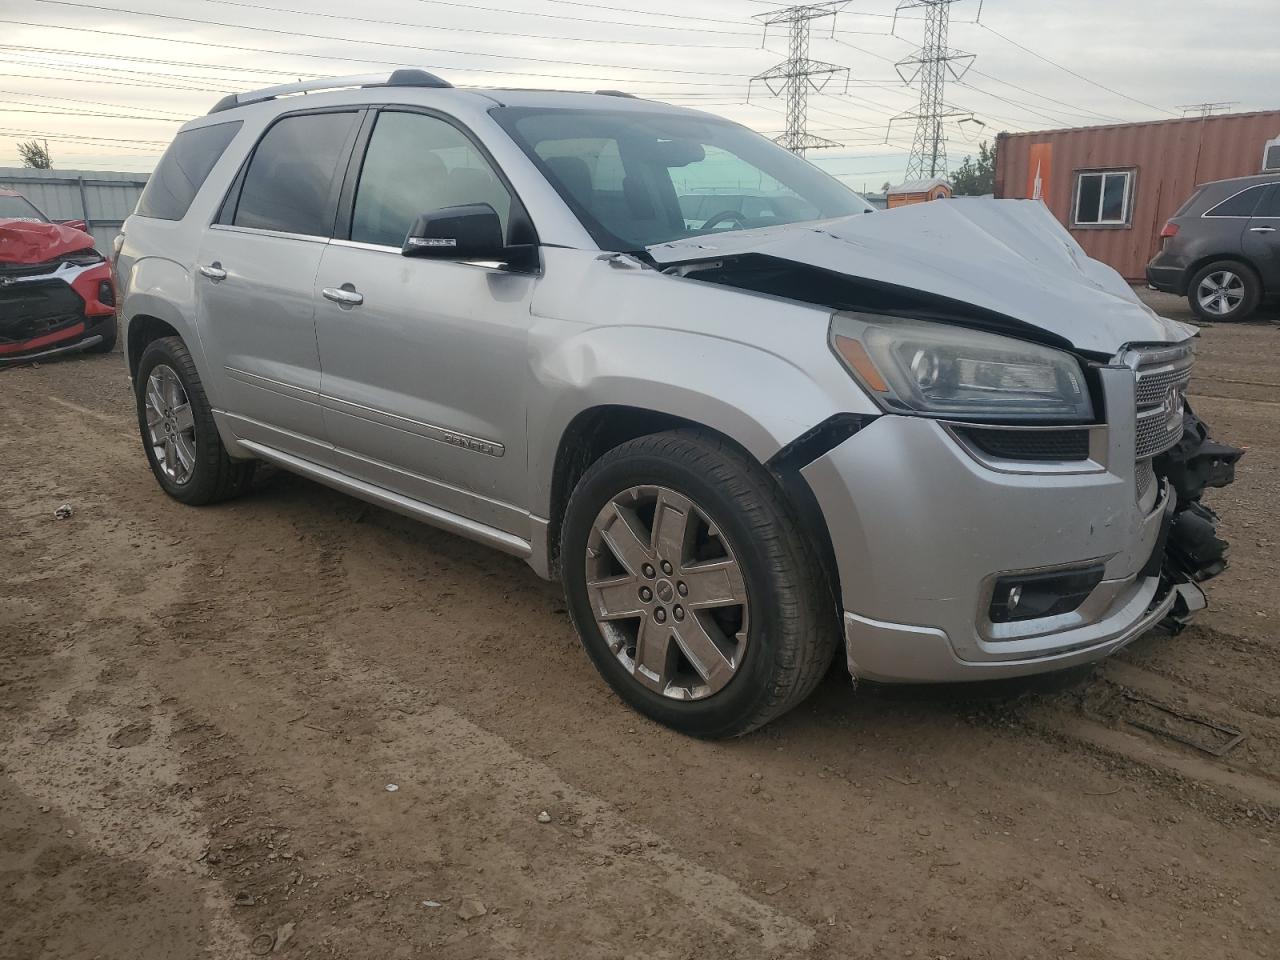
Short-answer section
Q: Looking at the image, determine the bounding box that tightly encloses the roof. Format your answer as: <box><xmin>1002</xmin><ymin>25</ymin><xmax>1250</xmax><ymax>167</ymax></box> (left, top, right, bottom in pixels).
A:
<box><xmin>996</xmin><ymin>107</ymin><xmax>1280</xmax><ymax>142</ymax></box>
<box><xmin>888</xmin><ymin>178</ymin><xmax>951</xmax><ymax>193</ymax></box>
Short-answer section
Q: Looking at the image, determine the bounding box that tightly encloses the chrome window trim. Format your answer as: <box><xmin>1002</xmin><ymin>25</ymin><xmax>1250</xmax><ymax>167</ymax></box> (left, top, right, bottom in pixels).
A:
<box><xmin>207</xmin><ymin>223</ymin><xmax>330</xmax><ymax>245</ymax></box>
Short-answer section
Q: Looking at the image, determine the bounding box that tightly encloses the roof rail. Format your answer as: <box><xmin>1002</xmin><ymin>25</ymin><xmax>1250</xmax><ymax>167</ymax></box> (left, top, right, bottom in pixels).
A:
<box><xmin>208</xmin><ymin>69</ymin><xmax>451</xmax><ymax>115</ymax></box>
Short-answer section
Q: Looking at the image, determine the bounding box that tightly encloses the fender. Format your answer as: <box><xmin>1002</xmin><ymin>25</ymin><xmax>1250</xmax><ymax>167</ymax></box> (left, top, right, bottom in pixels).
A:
<box><xmin>524</xmin><ymin>249</ymin><xmax>880</xmax><ymax>519</ymax></box>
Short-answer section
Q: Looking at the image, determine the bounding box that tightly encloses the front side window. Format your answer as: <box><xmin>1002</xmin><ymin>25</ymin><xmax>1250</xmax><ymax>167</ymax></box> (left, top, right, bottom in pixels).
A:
<box><xmin>136</xmin><ymin>120</ymin><xmax>241</xmax><ymax>221</ymax></box>
<box><xmin>1253</xmin><ymin>185</ymin><xmax>1280</xmax><ymax>219</ymax></box>
<box><xmin>0</xmin><ymin>194</ymin><xmax>47</xmax><ymax>222</ymax></box>
<box><xmin>233</xmin><ymin>111</ymin><xmax>360</xmax><ymax>236</ymax></box>
<box><xmin>492</xmin><ymin>107</ymin><xmax>869</xmax><ymax>250</ymax></box>
<box><xmin>1205</xmin><ymin>184</ymin><xmax>1268</xmax><ymax>218</ymax></box>
<box><xmin>350</xmin><ymin>111</ymin><xmax>511</xmax><ymax>248</ymax></box>
<box><xmin>1073</xmin><ymin>170</ymin><xmax>1133</xmax><ymax>226</ymax></box>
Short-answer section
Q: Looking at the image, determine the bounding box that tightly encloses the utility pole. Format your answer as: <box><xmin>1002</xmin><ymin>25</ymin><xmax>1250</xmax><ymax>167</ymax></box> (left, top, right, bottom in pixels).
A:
<box><xmin>750</xmin><ymin>2</ymin><xmax>850</xmax><ymax>156</ymax></box>
<box><xmin>888</xmin><ymin>0</ymin><xmax>977</xmax><ymax>180</ymax></box>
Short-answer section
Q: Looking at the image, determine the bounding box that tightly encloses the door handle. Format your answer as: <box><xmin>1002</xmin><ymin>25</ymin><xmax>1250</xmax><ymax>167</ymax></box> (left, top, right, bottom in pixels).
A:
<box><xmin>322</xmin><ymin>284</ymin><xmax>364</xmax><ymax>307</ymax></box>
<box><xmin>198</xmin><ymin>262</ymin><xmax>227</xmax><ymax>281</ymax></box>
<box><xmin>1249</xmin><ymin>225</ymin><xmax>1277</xmax><ymax>233</ymax></box>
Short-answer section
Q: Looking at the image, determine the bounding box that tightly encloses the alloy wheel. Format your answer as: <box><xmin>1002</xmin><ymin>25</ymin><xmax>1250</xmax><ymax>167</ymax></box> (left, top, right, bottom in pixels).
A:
<box><xmin>144</xmin><ymin>363</ymin><xmax>197</xmax><ymax>485</ymax></box>
<box><xmin>1196</xmin><ymin>270</ymin><xmax>1245</xmax><ymax>316</ymax></box>
<box><xmin>585</xmin><ymin>485</ymin><xmax>749</xmax><ymax>701</ymax></box>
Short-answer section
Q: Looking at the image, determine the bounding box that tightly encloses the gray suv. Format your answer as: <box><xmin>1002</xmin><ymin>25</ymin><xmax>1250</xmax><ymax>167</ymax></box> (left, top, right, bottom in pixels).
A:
<box><xmin>1147</xmin><ymin>173</ymin><xmax>1280</xmax><ymax>321</ymax></box>
<box><xmin>116</xmin><ymin>71</ymin><xmax>1241</xmax><ymax>737</ymax></box>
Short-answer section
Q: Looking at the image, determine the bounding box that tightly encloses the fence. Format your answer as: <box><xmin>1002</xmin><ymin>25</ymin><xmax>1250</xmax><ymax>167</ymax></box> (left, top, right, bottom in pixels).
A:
<box><xmin>0</xmin><ymin>167</ymin><xmax>148</xmax><ymax>253</ymax></box>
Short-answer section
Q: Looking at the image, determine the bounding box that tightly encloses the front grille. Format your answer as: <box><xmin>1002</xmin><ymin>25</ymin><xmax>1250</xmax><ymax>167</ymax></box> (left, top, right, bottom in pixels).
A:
<box><xmin>1129</xmin><ymin>344</ymin><xmax>1192</xmax><ymax>460</ymax></box>
<box><xmin>1135</xmin><ymin>458</ymin><xmax>1156</xmax><ymax>501</ymax></box>
<box><xmin>959</xmin><ymin>427</ymin><xmax>1091</xmax><ymax>462</ymax></box>
<box><xmin>0</xmin><ymin>280</ymin><xmax>85</xmax><ymax>343</ymax></box>
<box><xmin>0</xmin><ymin>257</ymin><xmax>64</xmax><ymax>280</ymax></box>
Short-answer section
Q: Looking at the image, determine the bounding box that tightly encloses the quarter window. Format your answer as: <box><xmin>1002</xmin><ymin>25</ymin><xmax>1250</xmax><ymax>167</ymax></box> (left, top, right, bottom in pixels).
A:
<box><xmin>233</xmin><ymin>111</ymin><xmax>360</xmax><ymax>236</ymax></box>
<box><xmin>1205</xmin><ymin>184</ymin><xmax>1268</xmax><ymax>218</ymax></box>
<box><xmin>1073</xmin><ymin>170</ymin><xmax>1133</xmax><ymax>226</ymax></box>
<box><xmin>350</xmin><ymin>111</ymin><xmax>511</xmax><ymax>248</ymax></box>
<box><xmin>136</xmin><ymin>120</ymin><xmax>241</xmax><ymax>221</ymax></box>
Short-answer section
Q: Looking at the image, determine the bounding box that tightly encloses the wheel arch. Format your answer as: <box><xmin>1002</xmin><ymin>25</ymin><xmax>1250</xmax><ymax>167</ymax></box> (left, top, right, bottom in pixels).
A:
<box><xmin>543</xmin><ymin>403</ymin><xmax>848</xmax><ymax>633</ymax></box>
<box><xmin>1183</xmin><ymin>253</ymin><xmax>1262</xmax><ymax>298</ymax></box>
<box><xmin>125</xmin><ymin>313</ymin><xmax>183</xmax><ymax>380</ymax></box>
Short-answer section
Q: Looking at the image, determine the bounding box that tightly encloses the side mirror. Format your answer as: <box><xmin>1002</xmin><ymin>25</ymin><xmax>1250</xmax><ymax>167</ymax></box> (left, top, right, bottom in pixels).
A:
<box><xmin>402</xmin><ymin>203</ymin><xmax>504</xmax><ymax>260</ymax></box>
<box><xmin>60</xmin><ymin>219</ymin><xmax>89</xmax><ymax>232</ymax></box>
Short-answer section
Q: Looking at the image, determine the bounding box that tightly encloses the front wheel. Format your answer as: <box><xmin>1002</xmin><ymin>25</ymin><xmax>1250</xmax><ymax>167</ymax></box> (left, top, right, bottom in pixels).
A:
<box><xmin>561</xmin><ymin>430</ymin><xmax>838</xmax><ymax>738</ymax></box>
<box><xmin>135</xmin><ymin>336</ymin><xmax>254</xmax><ymax>505</ymax></box>
<box><xmin>1188</xmin><ymin>261</ymin><xmax>1260</xmax><ymax>321</ymax></box>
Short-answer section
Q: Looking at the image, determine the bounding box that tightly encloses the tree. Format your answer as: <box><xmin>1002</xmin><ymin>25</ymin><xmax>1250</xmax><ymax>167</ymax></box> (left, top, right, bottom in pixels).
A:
<box><xmin>951</xmin><ymin>140</ymin><xmax>997</xmax><ymax>196</ymax></box>
<box><xmin>17</xmin><ymin>139</ymin><xmax>53</xmax><ymax>169</ymax></box>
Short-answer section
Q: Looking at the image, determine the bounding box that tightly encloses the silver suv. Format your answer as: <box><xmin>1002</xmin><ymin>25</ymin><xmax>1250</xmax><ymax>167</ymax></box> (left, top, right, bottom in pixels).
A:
<box><xmin>116</xmin><ymin>72</ymin><xmax>1241</xmax><ymax>737</ymax></box>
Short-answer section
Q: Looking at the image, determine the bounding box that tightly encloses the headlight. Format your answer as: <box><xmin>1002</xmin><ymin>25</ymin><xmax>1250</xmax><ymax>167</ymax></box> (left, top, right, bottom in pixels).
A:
<box><xmin>830</xmin><ymin>312</ymin><xmax>1094</xmax><ymax>422</ymax></box>
<box><xmin>61</xmin><ymin>250</ymin><xmax>104</xmax><ymax>267</ymax></box>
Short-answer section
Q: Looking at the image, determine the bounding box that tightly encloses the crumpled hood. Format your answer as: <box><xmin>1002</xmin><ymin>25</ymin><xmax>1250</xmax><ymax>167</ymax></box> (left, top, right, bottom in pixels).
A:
<box><xmin>647</xmin><ymin>198</ymin><xmax>1194</xmax><ymax>355</ymax></box>
<box><xmin>0</xmin><ymin>219</ymin><xmax>96</xmax><ymax>265</ymax></box>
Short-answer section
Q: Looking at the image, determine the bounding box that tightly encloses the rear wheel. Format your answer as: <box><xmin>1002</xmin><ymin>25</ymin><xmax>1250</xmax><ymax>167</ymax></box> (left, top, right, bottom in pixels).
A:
<box><xmin>135</xmin><ymin>336</ymin><xmax>254</xmax><ymax>505</ymax></box>
<box><xmin>561</xmin><ymin>430</ymin><xmax>838</xmax><ymax>738</ymax></box>
<box><xmin>1188</xmin><ymin>261</ymin><xmax>1260</xmax><ymax>321</ymax></box>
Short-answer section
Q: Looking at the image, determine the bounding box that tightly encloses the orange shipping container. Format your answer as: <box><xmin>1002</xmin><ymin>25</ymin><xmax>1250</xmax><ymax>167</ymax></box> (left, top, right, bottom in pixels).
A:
<box><xmin>994</xmin><ymin>110</ymin><xmax>1280</xmax><ymax>281</ymax></box>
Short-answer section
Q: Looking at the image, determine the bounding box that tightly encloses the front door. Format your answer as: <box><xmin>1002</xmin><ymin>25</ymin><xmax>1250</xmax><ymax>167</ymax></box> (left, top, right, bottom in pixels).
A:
<box><xmin>195</xmin><ymin>109</ymin><xmax>362</xmax><ymax>457</ymax></box>
<box><xmin>1242</xmin><ymin>184</ymin><xmax>1280</xmax><ymax>288</ymax></box>
<box><xmin>313</xmin><ymin>109</ymin><xmax>535</xmax><ymax>536</ymax></box>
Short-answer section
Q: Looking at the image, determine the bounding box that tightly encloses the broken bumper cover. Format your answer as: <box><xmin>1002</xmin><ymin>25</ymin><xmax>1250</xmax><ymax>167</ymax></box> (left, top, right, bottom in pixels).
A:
<box><xmin>800</xmin><ymin>383</ymin><xmax>1236</xmax><ymax>683</ymax></box>
<box><xmin>0</xmin><ymin>260</ymin><xmax>115</xmax><ymax>364</ymax></box>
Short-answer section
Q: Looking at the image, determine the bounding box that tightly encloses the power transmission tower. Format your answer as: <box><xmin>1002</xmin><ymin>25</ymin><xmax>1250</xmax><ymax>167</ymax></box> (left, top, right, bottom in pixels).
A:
<box><xmin>749</xmin><ymin>2</ymin><xmax>850</xmax><ymax>156</ymax></box>
<box><xmin>887</xmin><ymin>0</ymin><xmax>978</xmax><ymax>180</ymax></box>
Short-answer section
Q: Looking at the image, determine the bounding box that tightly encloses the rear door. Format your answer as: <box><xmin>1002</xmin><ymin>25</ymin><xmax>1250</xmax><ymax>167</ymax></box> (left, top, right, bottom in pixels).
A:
<box><xmin>196</xmin><ymin>108</ymin><xmax>362</xmax><ymax>457</ymax></box>
<box><xmin>312</xmin><ymin>108</ymin><xmax>536</xmax><ymax>535</ymax></box>
<box><xmin>1242</xmin><ymin>184</ymin><xmax>1280</xmax><ymax>289</ymax></box>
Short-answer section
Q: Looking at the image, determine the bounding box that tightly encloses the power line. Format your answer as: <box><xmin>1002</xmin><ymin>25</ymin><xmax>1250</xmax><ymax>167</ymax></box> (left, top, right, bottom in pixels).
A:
<box><xmin>749</xmin><ymin>2</ymin><xmax>850</xmax><ymax>155</ymax></box>
<box><xmin>195</xmin><ymin>0</ymin><xmax>761</xmax><ymax>48</ymax></box>
<box><xmin>975</xmin><ymin>22</ymin><xmax>1177</xmax><ymax>117</ymax></box>
<box><xmin>26</xmin><ymin>0</ymin><xmax>759</xmax><ymax>77</ymax></box>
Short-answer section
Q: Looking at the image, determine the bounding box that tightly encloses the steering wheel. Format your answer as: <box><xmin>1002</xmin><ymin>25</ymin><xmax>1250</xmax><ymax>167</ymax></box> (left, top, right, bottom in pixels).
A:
<box><xmin>700</xmin><ymin>209</ymin><xmax>749</xmax><ymax>232</ymax></box>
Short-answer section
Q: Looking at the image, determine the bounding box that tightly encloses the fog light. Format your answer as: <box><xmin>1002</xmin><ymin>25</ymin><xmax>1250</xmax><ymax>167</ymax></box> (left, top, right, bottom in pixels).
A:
<box><xmin>98</xmin><ymin>280</ymin><xmax>115</xmax><ymax>307</ymax></box>
<box><xmin>989</xmin><ymin>563</ymin><xmax>1105</xmax><ymax>624</ymax></box>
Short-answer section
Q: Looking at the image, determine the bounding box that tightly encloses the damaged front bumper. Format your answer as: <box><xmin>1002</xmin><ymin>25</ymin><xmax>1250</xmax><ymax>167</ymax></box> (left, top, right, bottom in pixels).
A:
<box><xmin>0</xmin><ymin>259</ymin><xmax>116</xmax><ymax>365</ymax></box>
<box><xmin>800</xmin><ymin>365</ymin><xmax>1241</xmax><ymax>683</ymax></box>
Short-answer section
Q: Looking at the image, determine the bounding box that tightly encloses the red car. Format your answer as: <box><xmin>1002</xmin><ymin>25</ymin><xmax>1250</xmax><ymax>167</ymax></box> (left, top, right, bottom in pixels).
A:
<box><xmin>1</xmin><ymin>188</ymin><xmax>117</xmax><ymax>365</ymax></box>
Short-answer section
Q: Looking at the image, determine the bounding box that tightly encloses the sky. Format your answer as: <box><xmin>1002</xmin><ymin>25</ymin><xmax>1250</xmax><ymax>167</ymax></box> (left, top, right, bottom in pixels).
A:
<box><xmin>1</xmin><ymin>0</ymin><xmax>1277</xmax><ymax>186</ymax></box>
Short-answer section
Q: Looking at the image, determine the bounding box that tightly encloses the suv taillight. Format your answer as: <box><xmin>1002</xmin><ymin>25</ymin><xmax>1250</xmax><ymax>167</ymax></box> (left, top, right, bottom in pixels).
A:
<box><xmin>1160</xmin><ymin>221</ymin><xmax>1180</xmax><ymax>239</ymax></box>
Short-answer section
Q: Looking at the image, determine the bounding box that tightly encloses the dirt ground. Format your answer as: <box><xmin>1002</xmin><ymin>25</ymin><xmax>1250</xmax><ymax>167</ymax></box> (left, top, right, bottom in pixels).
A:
<box><xmin>2</xmin><ymin>289</ymin><xmax>1278</xmax><ymax>960</ymax></box>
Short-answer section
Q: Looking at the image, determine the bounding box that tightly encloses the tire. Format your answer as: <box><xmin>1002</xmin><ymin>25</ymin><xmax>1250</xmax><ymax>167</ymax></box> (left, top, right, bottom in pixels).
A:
<box><xmin>135</xmin><ymin>336</ymin><xmax>255</xmax><ymax>505</ymax></box>
<box><xmin>83</xmin><ymin>315</ymin><xmax>117</xmax><ymax>354</ymax></box>
<box><xmin>561</xmin><ymin>429</ymin><xmax>838</xmax><ymax>738</ymax></box>
<box><xmin>1188</xmin><ymin>260</ymin><xmax>1261</xmax><ymax>322</ymax></box>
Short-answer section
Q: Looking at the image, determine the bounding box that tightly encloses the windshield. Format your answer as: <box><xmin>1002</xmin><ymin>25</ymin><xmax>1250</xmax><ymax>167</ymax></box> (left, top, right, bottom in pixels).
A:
<box><xmin>0</xmin><ymin>194</ymin><xmax>48</xmax><ymax>222</ymax></box>
<box><xmin>491</xmin><ymin>106</ymin><xmax>871</xmax><ymax>250</ymax></box>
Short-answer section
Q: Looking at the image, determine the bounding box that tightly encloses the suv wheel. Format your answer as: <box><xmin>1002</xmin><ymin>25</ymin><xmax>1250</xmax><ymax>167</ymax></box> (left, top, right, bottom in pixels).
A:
<box><xmin>135</xmin><ymin>336</ymin><xmax>255</xmax><ymax>505</ymax></box>
<box><xmin>1189</xmin><ymin>261</ymin><xmax>1260</xmax><ymax>321</ymax></box>
<box><xmin>561</xmin><ymin>430</ymin><xmax>837</xmax><ymax>738</ymax></box>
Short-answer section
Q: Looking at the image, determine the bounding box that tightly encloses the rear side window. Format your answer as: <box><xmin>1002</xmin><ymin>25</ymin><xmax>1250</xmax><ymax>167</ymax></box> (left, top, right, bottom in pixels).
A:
<box><xmin>1205</xmin><ymin>184</ymin><xmax>1266</xmax><ymax>218</ymax></box>
<box><xmin>233</xmin><ymin>111</ymin><xmax>360</xmax><ymax>236</ymax></box>
<box><xmin>135</xmin><ymin>120</ymin><xmax>241</xmax><ymax>221</ymax></box>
